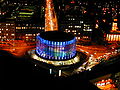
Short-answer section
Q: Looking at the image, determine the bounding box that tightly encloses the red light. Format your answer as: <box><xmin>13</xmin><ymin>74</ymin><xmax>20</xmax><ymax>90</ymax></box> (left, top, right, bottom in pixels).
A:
<box><xmin>114</xmin><ymin>19</ymin><xmax>117</xmax><ymax>21</ymax></box>
<box><xmin>84</xmin><ymin>11</ymin><xmax>87</xmax><ymax>13</ymax></box>
<box><xmin>70</xmin><ymin>1</ymin><xmax>75</xmax><ymax>4</ymax></box>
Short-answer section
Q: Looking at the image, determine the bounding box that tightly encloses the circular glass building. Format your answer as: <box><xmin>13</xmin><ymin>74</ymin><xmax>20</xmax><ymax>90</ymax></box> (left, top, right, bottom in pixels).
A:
<box><xmin>36</xmin><ymin>31</ymin><xmax>76</xmax><ymax>61</ymax></box>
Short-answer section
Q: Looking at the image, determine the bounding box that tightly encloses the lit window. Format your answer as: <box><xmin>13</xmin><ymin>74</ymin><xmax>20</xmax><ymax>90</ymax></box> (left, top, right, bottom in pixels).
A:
<box><xmin>33</xmin><ymin>39</ymin><xmax>35</xmax><ymax>41</ymax></box>
<box><xmin>11</xmin><ymin>24</ymin><xmax>14</xmax><ymax>26</ymax></box>
<box><xmin>4</xmin><ymin>36</ymin><xmax>6</xmax><ymax>38</ymax></box>
<box><xmin>68</xmin><ymin>30</ymin><xmax>70</xmax><ymax>32</ymax></box>
<box><xmin>74</xmin><ymin>33</ymin><xmax>76</xmax><ymax>35</ymax></box>
<box><xmin>69</xmin><ymin>26</ymin><xmax>73</xmax><ymax>28</ymax></box>
<box><xmin>29</xmin><ymin>34</ymin><xmax>32</xmax><ymax>36</ymax></box>
<box><xmin>26</xmin><ymin>24</ymin><xmax>29</xmax><ymax>26</ymax></box>
<box><xmin>80</xmin><ymin>21</ymin><xmax>83</xmax><ymax>23</ymax></box>
<box><xmin>16</xmin><ymin>27</ymin><xmax>21</xmax><ymax>29</ymax></box>
<box><xmin>95</xmin><ymin>24</ymin><xmax>99</xmax><ymax>28</ymax></box>
<box><xmin>98</xmin><ymin>6</ymin><xmax>101</xmax><ymax>8</ymax></box>
<box><xmin>11</xmin><ymin>34</ymin><xmax>14</xmax><ymax>36</ymax></box>
<box><xmin>39</xmin><ymin>27</ymin><xmax>41</xmax><ymax>29</ymax></box>
<box><xmin>6</xmin><ymin>24</ymin><xmax>10</xmax><ymax>25</ymax></box>
<box><xmin>42</xmin><ymin>27</ymin><xmax>45</xmax><ymax>29</ymax></box>
<box><xmin>112</xmin><ymin>22</ymin><xmax>118</xmax><ymax>31</ymax></box>
<box><xmin>78</xmin><ymin>37</ymin><xmax>80</xmax><ymax>39</ymax></box>
<box><xmin>89</xmin><ymin>29</ymin><xmax>92</xmax><ymax>31</ymax></box>
<box><xmin>22</xmin><ymin>27</ymin><xmax>26</xmax><ymax>29</ymax></box>
<box><xmin>114</xmin><ymin>19</ymin><xmax>117</xmax><ymax>21</ymax></box>
<box><xmin>84</xmin><ymin>24</ymin><xmax>86</xmax><ymax>26</ymax></box>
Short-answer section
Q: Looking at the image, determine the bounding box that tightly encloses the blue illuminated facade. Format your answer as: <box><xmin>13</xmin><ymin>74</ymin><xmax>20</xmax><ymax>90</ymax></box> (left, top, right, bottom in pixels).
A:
<box><xmin>36</xmin><ymin>33</ymin><xmax>76</xmax><ymax>60</ymax></box>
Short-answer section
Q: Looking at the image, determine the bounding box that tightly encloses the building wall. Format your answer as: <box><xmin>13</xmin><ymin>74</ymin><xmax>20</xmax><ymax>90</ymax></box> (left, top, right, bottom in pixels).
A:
<box><xmin>15</xmin><ymin>23</ymin><xmax>45</xmax><ymax>42</ymax></box>
<box><xmin>0</xmin><ymin>23</ymin><xmax>15</xmax><ymax>41</ymax></box>
<box><xmin>59</xmin><ymin>15</ymin><xmax>93</xmax><ymax>43</ymax></box>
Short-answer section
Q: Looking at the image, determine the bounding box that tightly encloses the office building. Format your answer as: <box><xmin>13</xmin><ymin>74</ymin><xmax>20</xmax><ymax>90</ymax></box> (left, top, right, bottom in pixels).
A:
<box><xmin>57</xmin><ymin>0</ymin><xmax>93</xmax><ymax>43</ymax></box>
<box><xmin>0</xmin><ymin>22</ymin><xmax>15</xmax><ymax>41</ymax></box>
<box><xmin>106</xmin><ymin>19</ymin><xmax>120</xmax><ymax>42</ymax></box>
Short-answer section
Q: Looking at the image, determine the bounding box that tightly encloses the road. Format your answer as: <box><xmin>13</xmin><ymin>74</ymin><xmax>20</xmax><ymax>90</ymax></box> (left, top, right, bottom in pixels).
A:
<box><xmin>0</xmin><ymin>40</ymin><xmax>35</xmax><ymax>57</ymax></box>
<box><xmin>1</xmin><ymin>40</ymin><xmax>120</xmax><ymax>76</ymax></box>
<box><xmin>75</xmin><ymin>44</ymin><xmax>120</xmax><ymax>74</ymax></box>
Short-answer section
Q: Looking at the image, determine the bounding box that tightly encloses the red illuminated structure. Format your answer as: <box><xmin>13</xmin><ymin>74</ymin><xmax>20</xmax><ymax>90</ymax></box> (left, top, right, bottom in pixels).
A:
<box><xmin>111</xmin><ymin>19</ymin><xmax>118</xmax><ymax>32</ymax></box>
<box><xmin>106</xmin><ymin>19</ymin><xmax>120</xmax><ymax>42</ymax></box>
<box><xmin>106</xmin><ymin>34</ymin><xmax>120</xmax><ymax>42</ymax></box>
<box><xmin>70</xmin><ymin>0</ymin><xmax>75</xmax><ymax>4</ymax></box>
<box><xmin>95</xmin><ymin>79</ymin><xmax>116</xmax><ymax>90</ymax></box>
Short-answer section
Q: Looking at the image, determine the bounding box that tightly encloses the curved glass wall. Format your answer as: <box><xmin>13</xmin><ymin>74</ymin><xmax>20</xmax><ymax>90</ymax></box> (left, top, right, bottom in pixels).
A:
<box><xmin>36</xmin><ymin>35</ymin><xmax>76</xmax><ymax>60</ymax></box>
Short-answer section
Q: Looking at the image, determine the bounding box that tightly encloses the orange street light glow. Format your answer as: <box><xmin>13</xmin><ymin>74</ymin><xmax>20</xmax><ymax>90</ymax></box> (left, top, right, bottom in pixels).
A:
<box><xmin>45</xmin><ymin>0</ymin><xmax>58</xmax><ymax>31</ymax></box>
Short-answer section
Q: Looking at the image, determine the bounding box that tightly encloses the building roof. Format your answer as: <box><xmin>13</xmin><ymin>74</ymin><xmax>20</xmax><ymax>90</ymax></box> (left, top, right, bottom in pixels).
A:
<box><xmin>39</xmin><ymin>31</ymin><xmax>75</xmax><ymax>42</ymax></box>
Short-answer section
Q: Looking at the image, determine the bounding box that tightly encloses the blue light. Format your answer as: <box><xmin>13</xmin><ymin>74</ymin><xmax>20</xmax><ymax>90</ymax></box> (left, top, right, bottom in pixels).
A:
<box><xmin>36</xmin><ymin>35</ymin><xmax>76</xmax><ymax>60</ymax></box>
<box><xmin>51</xmin><ymin>42</ymin><xmax>53</xmax><ymax>45</ymax></box>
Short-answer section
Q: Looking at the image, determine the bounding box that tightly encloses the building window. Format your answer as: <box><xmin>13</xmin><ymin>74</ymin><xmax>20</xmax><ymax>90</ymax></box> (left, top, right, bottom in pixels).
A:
<box><xmin>80</xmin><ymin>21</ymin><xmax>83</xmax><ymax>23</ymax></box>
<box><xmin>78</xmin><ymin>37</ymin><xmax>80</xmax><ymax>39</ymax></box>
<box><xmin>16</xmin><ymin>27</ymin><xmax>21</xmax><ymax>29</ymax></box>
<box><xmin>42</xmin><ymin>27</ymin><xmax>45</xmax><ymax>30</ymax></box>
<box><xmin>11</xmin><ymin>24</ymin><xmax>14</xmax><ymax>26</ymax></box>
<box><xmin>68</xmin><ymin>30</ymin><xmax>70</xmax><ymax>32</ymax></box>
<box><xmin>74</xmin><ymin>33</ymin><xmax>76</xmax><ymax>35</ymax></box>
<box><xmin>11</xmin><ymin>34</ymin><xmax>15</xmax><ymax>36</ymax></box>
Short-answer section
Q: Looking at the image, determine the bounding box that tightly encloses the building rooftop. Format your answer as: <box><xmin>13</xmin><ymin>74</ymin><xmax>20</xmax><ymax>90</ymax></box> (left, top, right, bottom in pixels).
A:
<box><xmin>39</xmin><ymin>31</ymin><xmax>75</xmax><ymax>42</ymax></box>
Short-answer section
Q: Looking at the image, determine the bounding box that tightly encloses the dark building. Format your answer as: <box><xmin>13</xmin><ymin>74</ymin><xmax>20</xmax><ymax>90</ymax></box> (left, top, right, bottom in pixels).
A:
<box><xmin>54</xmin><ymin>0</ymin><xmax>120</xmax><ymax>45</ymax></box>
<box><xmin>56</xmin><ymin>0</ymin><xmax>93</xmax><ymax>44</ymax></box>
